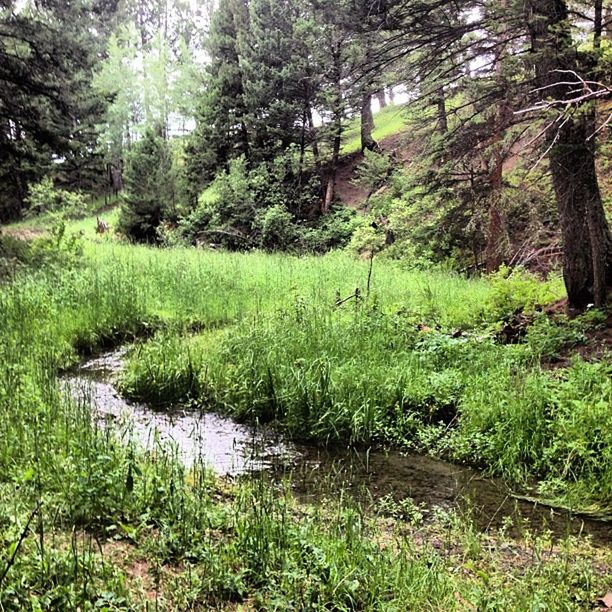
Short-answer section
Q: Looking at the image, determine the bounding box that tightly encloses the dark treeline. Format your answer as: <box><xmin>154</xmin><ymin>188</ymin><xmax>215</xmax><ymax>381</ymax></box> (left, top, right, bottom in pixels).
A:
<box><xmin>1</xmin><ymin>0</ymin><xmax>611</xmax><ymax>309</ymax></box>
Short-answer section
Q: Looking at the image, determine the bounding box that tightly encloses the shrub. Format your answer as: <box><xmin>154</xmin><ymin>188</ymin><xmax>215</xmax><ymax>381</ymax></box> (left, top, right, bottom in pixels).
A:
<box><xmin>300</xmin><ymin>206</ymin><xmax>359</xmax><ymax>253</ymax></box>
<box><xmin>256</xmin><ymin>204</ymin><xmax>297</xmax><ymax>251</ymax></box>
<box><xmin>0</xmin><ymin>233</ymin><xmax>31</xmax><ymax>278</ymax></box>
<box><xmin>29</xmin><ymin>219</ymin><xmax>83</xmax><ymax>268</ymax></box>
<box><xmin>485</xmin><ymin>265</ymin><xmax>563</xmax><ymax>320</ymax></box>
<box><xmin>178</xmin><ymin>153</ymin><xmax>333</xmax><ymax>252</ymax></box>
<box><xmin>352</xmin><ymin>149</ymin><xmax>394</xmax><ymax>191</ymax></box>
<box><xmin>26</xmin><ymin>177</ymin><xmax>88</xmax><ymax>218</ymax></box>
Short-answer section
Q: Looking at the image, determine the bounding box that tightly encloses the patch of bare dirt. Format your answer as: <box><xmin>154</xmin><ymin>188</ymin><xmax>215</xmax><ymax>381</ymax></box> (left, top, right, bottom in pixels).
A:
<box><xmin>334</xmin><ymin>131</ymin><xmax>422</xmax><ymax>210</ymax></box>
<box><xmin>102</xmin><ymin>539</ymin><xmax>161</xmax><ymax>603</ymax></box>
<box><xmin>334</xmin><ymin>152</ymin><xmax>370</xmax><ymax>210</ymax></box>
<box><xmin>1</xmin><ymin>227</ymin><xmax>46</xmax><ymax>241</ymax></box>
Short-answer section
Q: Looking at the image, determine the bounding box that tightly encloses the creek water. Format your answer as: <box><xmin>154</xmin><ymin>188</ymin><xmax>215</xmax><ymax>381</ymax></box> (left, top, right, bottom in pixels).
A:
<box><xmin>63</xmin><ymin>349</ymin><xmax>611</xmax><ymax>545</ymax></box>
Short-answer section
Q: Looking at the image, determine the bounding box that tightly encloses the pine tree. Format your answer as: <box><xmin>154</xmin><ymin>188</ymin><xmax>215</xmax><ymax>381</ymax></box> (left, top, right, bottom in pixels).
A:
<box><xmin>238</xmin><ymin>0</ymin><xmax>309</xmax><ymax>161</ymax></box>
<box><xmin>183</xmin><ymin>0</ymin><xmax>250</xmax><ymax>204</ymax></box>
<box><xmin>0</xmin><ymin>0</ymin><xmax>116</xmax><ymax>220</ymax></box>
<box><xmin>118</xmin><ymin>129</ymin><xmax>175</xmax><ymax>242</ymax></box>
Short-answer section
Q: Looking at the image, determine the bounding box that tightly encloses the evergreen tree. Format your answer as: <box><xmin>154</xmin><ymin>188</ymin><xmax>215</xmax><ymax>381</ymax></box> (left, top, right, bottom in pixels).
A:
<box><xmin>0</xmin><ymin>0</ymin><xmax>116</xmax><ymax>220</ymax></box>
<box><xmin>238</xmin><ymin>0</ymin><xmax>310</xmax><ymax>161</ymax></box>
<box><xmin>184</xmin><ymin>0</ymin><xmax>250</xmax><ymax>204</ymax></box>
<box><xmin>118</xmin><ymin>129</ymin><xmax>175</xmax><ymax>242</ymax></box>
<box><xmin>370</xmin><ymin>0</ymin><xmax>611</xmax><ymax>308</ymax></box>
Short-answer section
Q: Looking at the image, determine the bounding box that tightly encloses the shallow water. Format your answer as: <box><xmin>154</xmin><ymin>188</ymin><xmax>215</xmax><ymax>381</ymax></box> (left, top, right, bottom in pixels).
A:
<box><xmin>64</xmin><ymin>349</ymin><xmax>611</xmax><ymax>544</ymax></box>
<box><xmin>64</xmin><ymin>350</ymin><xmax>298</xmax><ymax>475</ymax></box>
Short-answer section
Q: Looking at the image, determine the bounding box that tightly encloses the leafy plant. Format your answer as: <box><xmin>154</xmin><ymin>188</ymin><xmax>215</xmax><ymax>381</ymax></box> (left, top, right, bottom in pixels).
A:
<box><xmin>485</xmin><ymin>265</ymin><xmax>564</xmax><ymax>320</ymax></box>
<box><xmin>352</xmin><ymin>149</ymin><xmax>394</xmax><ymax>191</ymax></box>
<box><xmin>26</xmin><ymin>177</ymin><xmax>88</xmax><ymax>219</ymax></box>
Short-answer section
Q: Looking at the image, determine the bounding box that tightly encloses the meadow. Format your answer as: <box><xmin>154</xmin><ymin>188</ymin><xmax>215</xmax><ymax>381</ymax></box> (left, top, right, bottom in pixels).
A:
<box><xmin>0</xmin><ymin>226</ymin><xmax>610</xmax><ymax>609</ymax></box>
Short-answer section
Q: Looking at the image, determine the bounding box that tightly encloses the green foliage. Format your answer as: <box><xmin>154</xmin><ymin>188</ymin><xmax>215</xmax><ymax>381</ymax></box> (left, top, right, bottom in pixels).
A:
<box><xmin>179</xmin><ymin>153</ymin><xmax>332</xmax><ymax>252</ymax></box>
<box><xmin>28</xmin><ymin>221</ymin><xmax>83</xmax><ymax>269</ymax></box>
<box><xmin>525</xmin><ymin>313</ymin><xmax>586</xmax><ymax>360</ymax></box>
<box><xmin>121</xmin><ymin>331</ymin><xmax>210</xmax><ymax>405</ymax></box>
<box><xmin>93</xmin><ymin>24</ymin><xmax>142</xmax><ymax>163</ymax></box>
<box><xmin>0</xmin><ymin>0</ymin><xmax>112</xmax><ymax>221</ymax></box>
<box><xmin>485</xmin><ymin>265</ymin><xmax>564</xmax><ymax>320</ymax></box>
<box><xmin>352</xmin><ymin>149</ymin><xmax>394</xmax><ymax>191</ymax></box>
<box><xmin>299</xmin><ymin>207</ymin><xmax>359</xmax><ymax>253</ymax></box>
<box><xmin>256</xmin><ymin>205</ymin><xmax>297</xmax><ymax>251</ymax></box>
<box><xmin>375</xmin><ymin>494</ymin><xmax>425</xmax><ymax>524</ymax></box>
<box><xmin>25</xmin><ymin>178</ymin><xmax>88</xmax><ymax>219</ymax></box>
<box><xmin>118</xmin><ymin>130</ymin><xmax>176</xmax><ymax>243</ymax></box>
<box><xmin>348</xmin><ymin>165</ymin><xmax>480</xmax><ymax>268</ymax></box>
<box><xmin>0</xmin><ymin>221</ymin><xmax>83</xmax><ymax>279</ymax></box>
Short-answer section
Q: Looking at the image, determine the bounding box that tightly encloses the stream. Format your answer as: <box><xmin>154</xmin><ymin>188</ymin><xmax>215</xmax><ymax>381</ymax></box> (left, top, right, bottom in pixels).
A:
<box><xmin>63</xmin><ymin>349</ymin><xmax>611</xmax><ymax>545</ymax></box>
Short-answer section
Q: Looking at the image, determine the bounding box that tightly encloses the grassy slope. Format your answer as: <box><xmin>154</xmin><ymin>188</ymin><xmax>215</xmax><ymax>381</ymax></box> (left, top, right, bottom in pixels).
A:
<box><xmin>342</xmin><ymin>103</ymin><xmax>412</xmax><ymax>155</ymax></box>
<box><xmin>0</xmin><ymin>222</ymin><xmax>611</xmax><ymax>608</ymax></box>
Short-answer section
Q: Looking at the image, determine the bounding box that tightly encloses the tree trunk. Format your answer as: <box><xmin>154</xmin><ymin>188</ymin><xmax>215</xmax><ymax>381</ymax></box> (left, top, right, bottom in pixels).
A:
<box><xmin>527</xmin><ymin>0</ymin><xmax>612</xmax><ymax>308</ymax></box>
<box><xmin>485</xmin><ymin>0</ymin><xmax>511</xmax><ymax>272</ymax></box>
<box><xmin>323</xmin><ymin>113</ymin><xmax>342</xmax><ymax>214</ymax></box>
<box><xmin>484</xmin><ymin>164</ymin><xmax>505</xmax><ymax>273</ymax></box>
<box><xmin>549</xmin><ymin>117</ymin><xmax>612</xmax><ymax>308</ymax></box>
<box><xmin>360</xmin><ymin>92</ymin><xmax>377</xmax><ymax>152</ymax></box>
<box><xmin>594</xmin><ymin>0</ymin><xmax>603</xmax><ymax>49</ymax></box>
<box><xmin>435</xmin><ymin>88</ymin><xmax>448</xmax><ymax>135</ymax></box>
<box><xmin>375</xmin><ymin>90</ymin><xmax>387</xmax><ymax>109</ymax></box>
<box><xmin>298</xmin><ymin>107</ymin><xmax>307</xmax><ymax>188</ymax></box>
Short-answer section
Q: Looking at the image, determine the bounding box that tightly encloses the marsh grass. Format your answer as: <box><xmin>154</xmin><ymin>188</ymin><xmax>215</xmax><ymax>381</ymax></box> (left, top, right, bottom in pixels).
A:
<box><xmin>0</xmin><ymin>240</ymin><xmax>609</xmax><ymax>608</ymax></box>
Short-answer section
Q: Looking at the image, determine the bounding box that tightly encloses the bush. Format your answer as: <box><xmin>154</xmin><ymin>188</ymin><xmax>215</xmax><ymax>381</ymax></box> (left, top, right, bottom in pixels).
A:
<box><xmin>485</xmin><ymin>265</ymin><xmax>563</xmax><ymax>320</ymax></box>
<box><xmin>0</xmin><ymin>233</ymin><xmax>31</xmax><ymax>278</ymax></box>
<box><xmin>29</xmin><ymin>220</ymin><xmax>83</xmax><ymax>268</ymax></box>
<box><xmin>178</xmin><ymin>152</ymin><xmax>332</xmax><ymax>252</ymax></box>
<box><xmin>352</xmin><ymin>149</ymin><xmax>394</xmax><ymax>191</ymax></box>
<box><xmin>26</xmin><ymin>177</ymin><xmax>88</xmax><ymax>218</ymax></box>
<box><xmin>0</xmin><ymin>221</ymin><xmax>82</xmax><ymax>278</ymax></box>
<box><xmin>256</xmin><ymin>205</ymin><xmax>297</xmax><ymax>251</ymax></box>
<box><xmin>299</xmin><ymin>207</ymin><xmax>359</xmax><ymax>253</ymax></box>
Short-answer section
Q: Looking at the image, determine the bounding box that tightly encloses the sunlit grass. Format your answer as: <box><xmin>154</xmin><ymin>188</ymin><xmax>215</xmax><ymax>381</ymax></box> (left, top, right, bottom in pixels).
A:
<box><xmin>342</xmin><ymin>103</ymin><xmax>412</xmax><ymax>155</ymax></box>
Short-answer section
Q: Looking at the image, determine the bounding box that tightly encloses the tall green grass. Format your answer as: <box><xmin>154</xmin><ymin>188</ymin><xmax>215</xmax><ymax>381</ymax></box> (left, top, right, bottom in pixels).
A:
<box><xmin>0</xmin><ymin>240</ymin><xmax>609</xmax><ymax>607</ymax></box>
<box><xmin>121</xmin><ymin>297</ymin><xmax>611</xmax><ymax>508</ymax></box>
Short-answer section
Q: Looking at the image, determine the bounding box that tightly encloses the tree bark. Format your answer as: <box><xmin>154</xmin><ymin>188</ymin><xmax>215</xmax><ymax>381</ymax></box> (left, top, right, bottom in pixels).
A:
<box><xmin>323</xmin><ymin>112</ymin><xmax>342</xmax><ymax>214</ymax></box>
<box><xmin>360</xmin><ymin>92</ymin><xmax>377</xmax><ymax>152</ymax></box>
<box><xmin>435</xmin><ymin>88</ymin><xmax>448</xmax><ymax>135</ymax></box>
<box><xmin>527</xmin><ymin>0</ymin><xmax>612</xmax><ymax>308</ymax></box>
<box><xmin>485</xmin><ymin>0</ymin><xmax>511</xmax><ymax>273</ymax></box>
<box><xmin>594</xmin><ymin>0</ymin><xmax>603</xmax><ymax>50</ymax></box>
<box><xmin>484</xmin><ymin>164</ymin><xmax>505</xmax><ymax>273</ymax></box>
<box><xmin>375</xmin><ymin>89</ymin><xmax>387</xmax><ymax>109</ymax></box>
<box><xmin>306</xmin><ymin>105</ymin><xmax>321</xmax><ymax>172</ymax></box>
